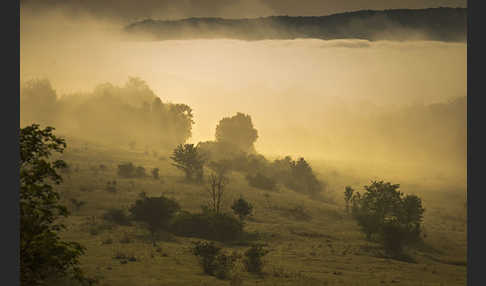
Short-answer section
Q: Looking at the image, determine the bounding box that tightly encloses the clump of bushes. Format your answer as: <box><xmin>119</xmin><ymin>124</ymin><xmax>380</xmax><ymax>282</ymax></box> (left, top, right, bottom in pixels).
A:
<box><xmin>171</xmin><ymin>211</ymin><xmax>243</xmax><ymax>242</ymax></box>
<box><xmin>231</xmin><ymin>197</ymin><xmax>253</xmax><ymax>221</ymax></box>
<box><xmin>102</xmin><ymin>208</ymin><xmax>131</xmax><ymax>226</ymax></box>
<box><xmin>243</xmin><ymin>244</ymin><xmax>269</xmax><ymax>274</ymax></box>
<box><xmin>192</xmin><ymin>241</ymin><xmax>239</xmax><ymax>280</ymax></box>
<box><xmin>351</xmin><ymin>180</ymin><xmax>425</xmax><ymax>257</ymax></box>
<box><xmin>117</xmin><ymin>162</ymin><xmax>147</xmax><ymax>178</ymax></box>
<box><xmin>245</xmin><ymin>172</ymin><xmax>277</xmax><ymax>191</ymax></box>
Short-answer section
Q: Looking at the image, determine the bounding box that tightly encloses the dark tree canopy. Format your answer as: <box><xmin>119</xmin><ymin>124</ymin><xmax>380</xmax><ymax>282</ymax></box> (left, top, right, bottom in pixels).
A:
<box><xmin>20</xmin><ymin>124</ymin><xmax>92</xmax><ymax>285</ymax></box>
<box><xmin>129</xmin><ymin>195</ymin><xmax>180</xmax><ymax>245</ymax></box>
<box><xmin>215</xmin><ymin>112</ymin><xmax>258</xmax><ymax>153</ymax></box>
<box><xmin>351</xmin><ymin>181</ymin><xmax>425</xmax><ymax>256</ymax></box>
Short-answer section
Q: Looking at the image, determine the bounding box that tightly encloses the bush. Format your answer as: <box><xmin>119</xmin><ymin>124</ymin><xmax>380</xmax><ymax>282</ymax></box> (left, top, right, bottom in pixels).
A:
<box><xmin>117</xmin><ymin>162</ymin><xmax>147</xmax><ymax>178</ymax></box>
<box><xmin>171</xmin><ymin>212</ymin><xmax>243</xmax><ymax>242</ymax></box>
<box><xmin>246</xmin><ymin>172</ymin><xmax>276</xmax><ymax>191</ymax></box>
<box><xmin>192</xmin><ymin>241</ymin><xmax>238</xmax><ymax>279</ymax></box>
<box><xmin>231</xmin><ymin>197</ymin><xmax>253</xmax><ymax>221</ymax></box>
<box><xmin>244</xmin><ymin>244</ymin><xmax>269</xmax><ymax>274</ymax></box>
<box><xmin>102</xmin><ymin>208</ymin><xmax>131</xmax><ymax>226</ymax></box>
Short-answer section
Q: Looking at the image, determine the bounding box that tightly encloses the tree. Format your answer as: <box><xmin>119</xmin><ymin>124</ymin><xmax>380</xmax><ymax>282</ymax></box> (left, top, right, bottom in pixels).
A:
<box><xmin>344</xmin><ymin>186</ymin><xmax>354</xmax><ymax>213</ymax></box>
<box><xmin>287</xmin><ymin>158</ymin><xmax>322</xmax><ymax>197</ymax></box>
<box><xmin>129</xmin><ymin>195</ymin><xmax>180</xmax><ymax>246</ymax></box>
<box><xmin>206</xmin><ymin>171</ymin><xmax>229</xmax><ymax>215</ymax></box>
<box><xmin>170</xmin><ymin>144</ymin><xmax>206</xmax><ymax>182</ymax></box>
<box><xmin>231</xmin><ymin>197</ymin><xmax>253</xmax><ymax>221</ymax></box>
<box><xmin>351</xmin><ymin>181</ymin><xmax>425</xmax><ymax>256</ymax></box>
<box><xmin>215</xmin><ymin>112</ymin><xmax>258</xmax><ymax>153</ymax></box>
<box><xmin>20</xmin><ymin>124</ymin><xmax>93</xmax><ymax>285</ymax></box>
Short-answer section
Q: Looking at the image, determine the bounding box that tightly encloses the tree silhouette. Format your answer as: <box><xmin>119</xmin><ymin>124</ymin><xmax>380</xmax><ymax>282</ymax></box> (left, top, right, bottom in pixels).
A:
<box><xmin>215</xmin><ymin>112</ymin><xmax>258</xmax><ymax>153</ymax></box>
<box><xmin>170</xmin><ymin>144</ymin><xmax>206</xmax><ymax>182</ymax></box>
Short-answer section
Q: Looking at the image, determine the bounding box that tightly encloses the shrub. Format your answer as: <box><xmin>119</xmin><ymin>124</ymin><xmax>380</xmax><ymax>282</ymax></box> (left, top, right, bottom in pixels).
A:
<box><xmin>171</xmin><ymin>212</ymin><xmax>243</xmax><ymax>242</ymax></box>
<box><xmin>245</xmin><ymin>172</ymin><xmax>276</xmax><ymax>191</ymax></box>
<box><xmin>244</xmin><ymin>244</ymin><xmax>269</xmax><ymax>274</ymax></box>
<box><xmin>117</xmin><ymin>162</ymin><xmax>147</xmax><ymax>178</ymax></box>
<box><xmin>102</xmin><ymin>208</ymin><xmax>131</xmax><ymax>226</ymax></box>
<box><xmin>192</xmin><ymin>241</ymin><xmax>238</xmax><ymax>279</ymax></box>
<box><xmin>231</xmin><ymin>197</ymin><xmax>253</xmax><ymax>221</ymax></box>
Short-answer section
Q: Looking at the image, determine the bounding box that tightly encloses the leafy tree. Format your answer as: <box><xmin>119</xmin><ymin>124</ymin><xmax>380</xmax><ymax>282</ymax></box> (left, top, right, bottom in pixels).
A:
<box><xmin>231</xmin><ymin>197</ymin><xmax>253</xmax><ymax>221</ymax></box>
<box><xmin>276</xmin><ymin>157</ymin><xmax>323</xmax><ymax>197</ymax></box>
<box><xmin>20</xmin><ymin>124</ymin><xmax>93</xmax><ymax>285</ymax></box>
<box><xmin>215</xmin><ymin>112</ymin><xmax>258</xmax><ymax>153</ymax></box>
<box><xmin>344</xmin><ymin>186</ymin><xmax>354</xmax><ymax>213</ymax></box>
<box><xmin>129</xmin><ymin>195</ymin><xmax>180</xmax><ymax>246</ymax></box>
<box><xmin>170</xmin><ymin>144</ymin><xmax>205</xmax><ymax>182</ymax></box>
<box><xmin>351</xmin><ymin>181</ymin><xmax>425</xmax><ymax>256</ymax></box>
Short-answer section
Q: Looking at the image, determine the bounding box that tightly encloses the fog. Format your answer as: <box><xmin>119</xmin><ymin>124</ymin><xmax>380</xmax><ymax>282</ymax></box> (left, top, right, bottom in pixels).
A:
<box><xmin>20</xmin><ymin>10</ymin><xmax>466</xmax><ymax>186</ymax></box>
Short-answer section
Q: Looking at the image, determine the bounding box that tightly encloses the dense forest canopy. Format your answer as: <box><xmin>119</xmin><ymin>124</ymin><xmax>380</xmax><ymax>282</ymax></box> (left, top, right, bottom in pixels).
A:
<box><xmin>125</xmin><ymin>8</ymin><xmax>467</xmax><ymax>42</ymax></box>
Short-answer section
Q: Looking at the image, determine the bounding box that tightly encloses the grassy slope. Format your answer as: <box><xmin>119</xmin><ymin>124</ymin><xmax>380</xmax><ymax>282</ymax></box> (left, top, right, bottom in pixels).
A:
<box><xmin>56</xmin><ymin>138</ymin><xmax>466</xmax><ymax>286</ymax></box>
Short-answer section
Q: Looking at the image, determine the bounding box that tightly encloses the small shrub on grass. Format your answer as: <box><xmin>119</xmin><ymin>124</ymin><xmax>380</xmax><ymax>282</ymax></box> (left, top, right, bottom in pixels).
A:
<box><xmin>192</xmin><ymin>241</ymin><xmax>238</xmax><ymax>280</ymax></box>
<box><xmin>244</xmin><ymin>244</ymin><xmax>269</xmax><ymax>274</ymax></box>
<box><xmin>231</xmin><ymin>197</ymin><xmax>253</xmax><ymax>222</ymax></box>
<box><xmin>102</xmin><ymin>208</ymin><xmax>131</xmax><ymax>226</ymax></box>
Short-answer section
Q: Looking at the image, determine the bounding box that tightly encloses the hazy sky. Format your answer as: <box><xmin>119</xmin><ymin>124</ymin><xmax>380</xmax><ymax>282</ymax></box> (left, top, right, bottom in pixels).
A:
<box><xmin>21</xmin><ymin>0</ymin><xmax>467</xmax><ymax>21</ymax></box>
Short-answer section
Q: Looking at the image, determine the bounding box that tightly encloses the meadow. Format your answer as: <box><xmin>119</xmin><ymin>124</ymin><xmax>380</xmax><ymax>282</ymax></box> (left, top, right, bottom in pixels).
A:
<box><xmin>54</xmin><ymin>136</ymin><xmax>466</xmax><ymax>286</ymax></box>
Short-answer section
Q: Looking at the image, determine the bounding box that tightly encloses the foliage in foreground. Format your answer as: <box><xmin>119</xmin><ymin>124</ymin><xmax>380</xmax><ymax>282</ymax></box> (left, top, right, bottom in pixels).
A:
<box><xmin>20</xmin><ymin>124</ymin><xmax>94</xmax><ymax>285</ymax></box>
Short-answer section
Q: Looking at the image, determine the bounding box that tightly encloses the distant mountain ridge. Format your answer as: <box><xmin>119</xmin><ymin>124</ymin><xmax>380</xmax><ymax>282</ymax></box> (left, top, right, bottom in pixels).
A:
<box><xmin>125</xmin><ymin>7</ymin><xmax>467</xmax><ymax>42</ymax></box>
